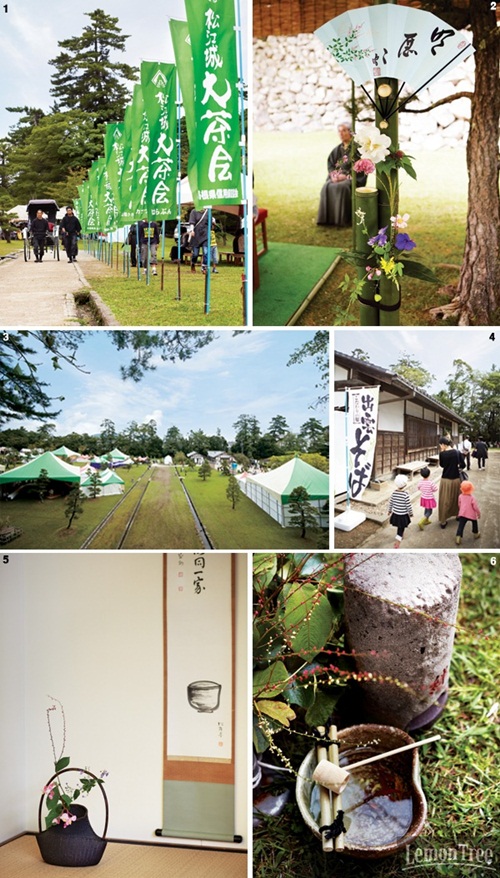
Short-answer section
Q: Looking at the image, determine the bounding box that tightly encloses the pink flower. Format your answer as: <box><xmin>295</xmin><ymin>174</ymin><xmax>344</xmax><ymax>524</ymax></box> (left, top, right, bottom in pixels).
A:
<box><xmin>60</xmin><ymin>813</ymin><xmax>77</xmax><ymax>828</ymax></box>
<box><xmin>391</xmin><ymin>213</ymin><xmax>410</xmax><ymax>230</ymax></box>
<box><xmin>353</xmin><ymin>158</ymin><xmax>375</xmax><ymax>175</ymax></box>
<box><xmin>43</xmin><ymin>782</ymin><xmax>56</xmax><ymax>800</ymax></box>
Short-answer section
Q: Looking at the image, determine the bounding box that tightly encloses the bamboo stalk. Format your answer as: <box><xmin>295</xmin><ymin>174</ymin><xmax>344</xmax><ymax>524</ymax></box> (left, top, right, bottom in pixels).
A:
<box><xmin>316</xmin><ymin>726</ymin><xmax>333</xmax><ymax>853</ymax></box>
<box><xmin>328</xmin><ymin>724</ymin><xmax>344</xmax><ymax>852</ymax></box>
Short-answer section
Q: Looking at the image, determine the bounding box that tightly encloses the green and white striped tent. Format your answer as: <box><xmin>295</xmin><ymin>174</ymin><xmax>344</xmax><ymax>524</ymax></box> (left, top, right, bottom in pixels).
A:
<box><xmin>239</xmin><ymin>457</ymin><xmax>329</xmax><ymax>527</ymax></box>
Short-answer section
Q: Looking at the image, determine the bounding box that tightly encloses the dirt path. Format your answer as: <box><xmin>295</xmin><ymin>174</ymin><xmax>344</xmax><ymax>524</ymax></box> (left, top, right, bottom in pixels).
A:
<box><xmin>351</xmin><ymin>450</ymin><xmax>500</xmax><ymax>551</ymax></box>
<box><xmin>0</xmin><ymin>250</ymin><xmax>97</xmax><ymax>325</ymax></box>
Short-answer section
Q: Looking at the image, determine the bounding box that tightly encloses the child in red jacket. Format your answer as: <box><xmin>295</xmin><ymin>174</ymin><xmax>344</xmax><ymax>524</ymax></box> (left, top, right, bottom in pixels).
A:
<box><xmin>455</xmin><ymin>481</ymin><xmax>481</xmax><ymax>545</ymax></box>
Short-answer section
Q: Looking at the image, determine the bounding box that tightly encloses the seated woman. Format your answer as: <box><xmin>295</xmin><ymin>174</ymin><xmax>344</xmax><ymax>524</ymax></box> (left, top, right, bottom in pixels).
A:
<box><xmin>317</xmin><ymin>122</ymin><xmax>367</xmax><ymax>227</ymax></box>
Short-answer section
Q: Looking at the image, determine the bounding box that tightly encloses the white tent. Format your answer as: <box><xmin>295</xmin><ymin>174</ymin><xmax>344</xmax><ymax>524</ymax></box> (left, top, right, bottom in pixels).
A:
<box><xmin>241</xmin><ymin>458</ymin><xmax>329</xmax><ymax>528</ymax></box>
<box><xmin>80</xmin><ymin>468</ymin><xmax>125</xmax><ymax>497</ymax></box>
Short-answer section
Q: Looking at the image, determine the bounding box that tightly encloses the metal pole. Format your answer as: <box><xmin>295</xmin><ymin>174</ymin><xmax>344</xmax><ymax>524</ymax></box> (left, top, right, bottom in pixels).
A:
<box><xmin>176</xmin><ymin>76</ymin><xmax>182</xmax><ymax>301</ymax></box>
<box><xmin>234</xmin><ymin>0</ymin><xmax>248</xmax><ymax>324</ymax></box>
<box><xmin>205</xmin><ymin>207</ymin><xmax>212</xmax><ymax>314</ymax></box>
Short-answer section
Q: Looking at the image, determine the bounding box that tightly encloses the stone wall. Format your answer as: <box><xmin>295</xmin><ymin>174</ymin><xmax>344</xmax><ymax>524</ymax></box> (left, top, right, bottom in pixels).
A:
<box><xmin>254</xmin><ymin>34</ymin><xmax>474</xmax><ymax>151</ymax></box>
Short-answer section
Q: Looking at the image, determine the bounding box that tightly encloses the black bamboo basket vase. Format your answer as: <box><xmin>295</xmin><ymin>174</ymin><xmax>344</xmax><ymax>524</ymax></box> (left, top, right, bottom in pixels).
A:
<box><xmin>36</xmin><ymin>767</ymin><xmax>109</xmax><ymax>867</ymax></box>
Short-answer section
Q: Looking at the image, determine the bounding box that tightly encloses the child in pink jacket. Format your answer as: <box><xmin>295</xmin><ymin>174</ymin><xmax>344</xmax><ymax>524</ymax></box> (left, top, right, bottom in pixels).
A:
<box><xmin>455</xmin><ymin>481</ymin><xmax>481</xmax><ymax>545</ymax></box>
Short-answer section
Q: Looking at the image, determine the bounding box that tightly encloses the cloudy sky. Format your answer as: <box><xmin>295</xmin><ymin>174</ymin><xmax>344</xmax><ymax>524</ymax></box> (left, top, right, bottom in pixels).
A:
<box><xmin>335</xmin><ymin>328</ymin><xmax>498</xmax><ymax>395</ymax></box>
<box><xmin>7</xmin><ymin>330</ymin><xmax>326</xmax><ymax>439</ymax></box>
<box><xmin>0</xmin><ymin>0</ymin><xmax>249</xmax><ymax>138</ymax></box>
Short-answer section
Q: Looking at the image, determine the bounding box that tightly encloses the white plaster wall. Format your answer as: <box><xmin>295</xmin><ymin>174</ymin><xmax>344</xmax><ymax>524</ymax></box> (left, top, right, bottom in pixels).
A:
<box><xmin>3</xmin><ymin>553</ymin><xmax>247</xmax><ymax>848</ymax></box>
<box><xmin>406</xmin><ymin>400</ymin><xmax>424</xmax><ymax>418</ymax></box>
<box><xmin>378</xmin><ymin>399</ymin><xmax>404</xmax><ymax>432</ymax></box>
<box><xmin>333</xmin><ymin>391</ymin><xmax>347</xmax><ymax>495</ymax></box>
<box><xmin>0</xmin><ymin>556</ymin><xmax>27</xmax><ymax>841</ymax></box>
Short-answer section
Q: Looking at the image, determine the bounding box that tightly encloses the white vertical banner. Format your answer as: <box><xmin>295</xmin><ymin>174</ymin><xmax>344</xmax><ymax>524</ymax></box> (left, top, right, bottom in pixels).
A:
<box><xmin>347</xmin><ymin>386</ymin><xmax>380</xmax><ymax>499</ymax></box>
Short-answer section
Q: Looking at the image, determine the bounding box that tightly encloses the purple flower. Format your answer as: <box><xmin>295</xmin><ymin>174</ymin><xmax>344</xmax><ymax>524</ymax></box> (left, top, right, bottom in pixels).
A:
<box><xmin>395</xmin><ymin>232</ymin><xmax>416</xmax><ymax>251</ymax></box>
<box><xmin>368</xmin><ymin>226</ymin><xmax>388</xmax><ymax>246</ymax></box>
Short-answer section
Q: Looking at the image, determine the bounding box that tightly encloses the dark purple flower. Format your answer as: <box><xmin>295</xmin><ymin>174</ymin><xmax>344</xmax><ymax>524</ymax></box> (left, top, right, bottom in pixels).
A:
<box><xmin>368</xmin><ymin>226</ymin><xmax>388</xmax><ymax>246</ymax></box>
<box><xmin>395</xmin><ymin>232</ymin><xmax>416</xmax><ymax>251</ymax></box>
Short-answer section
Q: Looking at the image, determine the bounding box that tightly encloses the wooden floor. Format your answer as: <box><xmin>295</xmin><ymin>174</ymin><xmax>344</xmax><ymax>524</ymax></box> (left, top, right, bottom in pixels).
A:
<box><xmin>0</xmin><ymin>836</ymin><xmax>248</xmax><ymax>877</ymax></box>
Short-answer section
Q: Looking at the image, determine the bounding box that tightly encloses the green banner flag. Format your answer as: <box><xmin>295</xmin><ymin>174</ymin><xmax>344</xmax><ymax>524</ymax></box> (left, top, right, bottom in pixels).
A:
<box><xmin>119</xmin><ymin>84</ymin><xmax>149</xmax><ymax>224</ymax></box>
<box><xmin>77</xmin><ymin>182</ymin><xmax>89</xmax><ymax>233</ymax></box>
<box><xmin>86</xmin><ymin>163</ymin><xmax>101</xmax><ymax>233</ymax></box>
<box><xmin>184</xmin><ymin>0</ymin><xmax>242</xmax><ymax>206</ymax></box>
<box><xmin>104</xmin><ymin>123</ymin><xmax>125</xmax><ymax>218</ymax></box>
<box><xmin>140</xmin><ymin>61</ymin><xmax>178</xmax><ymax>220</ymax></box>
<box><xmin>169</xmin><ymin>19</ymin><xmax>198</xmax><ymax>204</ymax></box>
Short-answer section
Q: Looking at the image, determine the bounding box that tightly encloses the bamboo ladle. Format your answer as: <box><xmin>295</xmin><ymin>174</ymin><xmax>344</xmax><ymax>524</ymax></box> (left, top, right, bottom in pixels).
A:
<box><xmin>313</xmin><ymin>734</ymin><xmax>441</xmax><ymax>795</ymax></box>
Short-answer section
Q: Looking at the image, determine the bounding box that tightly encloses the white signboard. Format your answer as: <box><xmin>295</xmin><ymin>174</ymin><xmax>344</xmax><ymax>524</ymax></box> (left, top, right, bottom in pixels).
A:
<box><xmin>347</xmin><ymin>386</ymin><xmax>380</xmax><ymax>500</ymax></box>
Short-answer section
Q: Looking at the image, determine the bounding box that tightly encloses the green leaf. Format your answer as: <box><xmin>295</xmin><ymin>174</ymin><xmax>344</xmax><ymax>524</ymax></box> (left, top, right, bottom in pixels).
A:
<box><xmin>253</xmin><ymin>554</ymin><xmax>277</xmax><ymax>592</ymax></box>
<box><xmin>284</xmin><ymin>676</ymin><xmax>316</xmax><ymax>708</ymax></box>
<box><xmin>400</xmin><ymin>158</ymin><xmax>417</xmax><ymax>180</ymax></box>
<box><xmin>285</xmin><ymin>585</ymin><xmax>333</xmax><ymax>662</ymax></box>
<box><xmin>340</xmin><ymin>250</ymin><xmax>368</xmax><ymax>269</ymax></box>
<box><xmin>55</xmin><ymin>756</ymin><xmax>70</xmax><ymax>772</ymax></box>
<box><xmin>401</xmin><ymin>259</ymin><xmax>440</xmax><ymax>283</ymax></box>
<box><xmin>253</xmin><ymin>661</ymin><xmax>289</xmax><ymax>698</ymax></box>
<box><xmin>305</xmin><ymin>689</ymin><xmax>344</xmax><ymax>727</ymax></box>
<box><xmin>257</xmin><ymin>698</ymin><xmax>296</xmax><ymax>727</ymax></box>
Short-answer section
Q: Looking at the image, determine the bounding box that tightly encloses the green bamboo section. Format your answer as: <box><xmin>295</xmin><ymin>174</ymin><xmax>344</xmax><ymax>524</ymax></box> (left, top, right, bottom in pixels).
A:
<box><xmin>354</xmin><ymin>187</ymin><xmax>379</xmax><ymax>326</ymax></box>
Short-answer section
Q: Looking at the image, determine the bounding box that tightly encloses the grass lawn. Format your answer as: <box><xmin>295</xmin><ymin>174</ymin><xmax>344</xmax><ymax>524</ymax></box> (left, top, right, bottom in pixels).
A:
<box><xmin>121</xmin><ymin>466</ymin><xmax>202</xmax><ymax>549</ymax></box>
<box><xmin>85</xmin><ymin>466</ymin><xmax>152</xmax><ymax>549</ymax></box>
<box><xmin>80</xmin><ymin>242</ymin><xmax>246</xmax><ymax>326</ymax></box>
<box><xmin>0</xmin><ymin>240</ymin><xmax>23</xmax><ymax>256</ymax></box>
<box><xmin>183</xmin><ymin>469</ymin><xmax>322</xmax><ymax>549</ymax></box>
<box><xmin>253</xmin><ymin>553</ymin><xmax>499</xmax><ymax>877</ymax></box>
<box><xmin>254</xmin><ymin>132</ymin><xmax>467</xmax><ymax>326</ymax></box>
<box><xmin>2</xmin><ymin>465</ymin><xmax>148</xmax><ymax>550</ymax></box>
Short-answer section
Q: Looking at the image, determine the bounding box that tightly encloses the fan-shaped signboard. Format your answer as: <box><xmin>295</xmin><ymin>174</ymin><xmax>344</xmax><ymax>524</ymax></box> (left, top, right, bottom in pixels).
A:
<box><xmin>315</xmin><ymin>5</ymin><xmax>474</xmax><ymax>117</ymax></box>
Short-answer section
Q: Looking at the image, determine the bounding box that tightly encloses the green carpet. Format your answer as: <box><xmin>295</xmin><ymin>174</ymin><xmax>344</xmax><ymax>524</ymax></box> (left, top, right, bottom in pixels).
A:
<box><xmin>253</xmin><ymin>242</ymin><xmax>342</xmax><ymax>326</ymax></box>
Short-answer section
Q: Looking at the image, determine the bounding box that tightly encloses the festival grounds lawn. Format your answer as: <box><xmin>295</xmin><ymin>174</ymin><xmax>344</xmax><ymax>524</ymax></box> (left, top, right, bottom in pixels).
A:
<box><xmin>254</xmin><ymin>132</ymin><xmax>467</xmax><ymax>325</ymax></box>
<box><xmin>120</xmin><ymin>467</ymin><xmax>202</xmax><ymax>549</ymax></box>
<box><xmin>81</xmin><ymin>244</ymin><xmax>246</xmax><ymax>326</ymax></box>
<box><xmin>2</xmin><ymin>466</ymin><xmax>149</xmax><ymax>550</ymax></box>
<box><xmin>183</xmin><ymin>469</ymin><xmax>322</xmax><ymax>549</ymax></box>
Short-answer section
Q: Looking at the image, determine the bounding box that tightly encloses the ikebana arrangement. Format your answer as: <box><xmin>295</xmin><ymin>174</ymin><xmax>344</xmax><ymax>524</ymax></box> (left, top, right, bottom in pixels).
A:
<box><xmin>36</xmin><ymin>696</ymin><xmax>109</xmax><ymax>867</ymax></box>
<box><xmin>253</xmin><ymin>553</ymin><xmax>459</xmax><ymax>859</ymax></box>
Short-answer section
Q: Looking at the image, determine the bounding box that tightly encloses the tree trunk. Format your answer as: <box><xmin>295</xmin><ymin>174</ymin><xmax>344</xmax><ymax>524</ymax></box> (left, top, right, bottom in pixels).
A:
<box><xmin>456</xmin><ymin>4</ymin><xmax>500</xmax><ymax>324</ymax></box>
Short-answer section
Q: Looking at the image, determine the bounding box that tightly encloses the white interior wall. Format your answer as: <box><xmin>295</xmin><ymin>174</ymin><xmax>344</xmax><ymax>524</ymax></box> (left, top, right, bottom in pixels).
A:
<box><xmin>1</xmin><ymin>553</ymin><xmax>247</xmax><ymax>849</ymax></box>
<box><xmin>0</xmin><ymin>557</ymin><xmax>27</xmax><ymax>841</ymax></box>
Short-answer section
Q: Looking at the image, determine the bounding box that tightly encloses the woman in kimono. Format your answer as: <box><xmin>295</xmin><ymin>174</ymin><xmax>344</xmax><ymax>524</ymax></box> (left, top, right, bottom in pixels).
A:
<box><xmin>317</xmin><ymin>122</ymin><xmax>367</xmax><ymax>226</ymax></box>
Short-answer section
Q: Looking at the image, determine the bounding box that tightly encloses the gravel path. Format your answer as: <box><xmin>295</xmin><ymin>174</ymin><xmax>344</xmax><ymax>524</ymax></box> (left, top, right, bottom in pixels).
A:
<box><xmin>0</xmin><ymin>249</ymin><xmax>95</xmax><ymax>325</ymax></box>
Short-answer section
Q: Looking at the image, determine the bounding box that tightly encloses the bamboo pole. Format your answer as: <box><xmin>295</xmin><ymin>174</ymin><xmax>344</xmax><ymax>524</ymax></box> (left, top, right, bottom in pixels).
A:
<box><xmin>328</xmin><ymin>725</ymin><xmax>344</xmax><ymax>852</ymax></box>
<box><xmin>316</xmin><ymin>726</ymin><xmax>333</xmax><ymax>853</ymax></box>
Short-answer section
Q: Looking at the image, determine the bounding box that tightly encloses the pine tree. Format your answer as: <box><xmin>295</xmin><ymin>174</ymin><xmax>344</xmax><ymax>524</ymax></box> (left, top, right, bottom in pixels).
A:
<box><xmin>226</xmin><ymin>474</ymin><xmax>241</xmax><ymax>510</ymax></box>
<box><xmin>49</xmin><ymin>9</ymin><xmax>138</xmax><ymax>126</ymax></box>
<box><xmin>64</xmin><ymin>487</ymin><xmax>86</xmax><ymax>529</ymax></box>
<box><xmin>198</xmin><ymin>461</ymin><xmax>212</xmax><ymax>481</ymax></box>
<box><xmin>34</xmin><ymin>468</ymin><xmax>51</xmax><ymax>502</ymax></box>
<box><xmin>287</xmin><ymin>486</ymin><xmax>319</xmax><ymax>539</ymax></box>
<box><xmin>88</xmin><ymin>471</ymin><xmax>102</xmax><ymax>500</ymax></box>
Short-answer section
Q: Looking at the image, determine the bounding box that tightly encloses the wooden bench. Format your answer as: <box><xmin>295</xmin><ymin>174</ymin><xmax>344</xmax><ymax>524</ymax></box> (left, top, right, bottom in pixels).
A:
<box><xmin>394</xmin><ymin>460</ymin><xmax>431</xmax><ymax>480</ymax></box>
<box><xmin>219</xmin><ymin>251</ymin><xmax>244</xmax><ymax>265</ymax></box>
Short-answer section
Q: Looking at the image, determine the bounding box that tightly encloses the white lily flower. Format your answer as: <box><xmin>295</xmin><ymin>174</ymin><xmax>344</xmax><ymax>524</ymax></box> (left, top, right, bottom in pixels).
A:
<box><xmin>355</xmin><ymin>124</ymin><xmax>392</xmax><ymax>164</ymax></box>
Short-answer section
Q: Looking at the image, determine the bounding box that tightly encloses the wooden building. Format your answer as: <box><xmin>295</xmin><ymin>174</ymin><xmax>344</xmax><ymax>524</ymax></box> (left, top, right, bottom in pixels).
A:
<box><xmin>334</xmin><ymin>352</ymin><xmax>470</xmax><ymax>486</ymax></box>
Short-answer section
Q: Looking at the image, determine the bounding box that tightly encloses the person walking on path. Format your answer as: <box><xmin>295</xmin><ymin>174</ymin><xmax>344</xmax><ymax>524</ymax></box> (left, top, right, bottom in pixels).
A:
<box><xmin>417</xmin><ymin>466</ymin><xmax>438</xmax><ymax>530</ymax></box>
<box><xmin>455</xmin><ymin>481</ymin><xmax>481</xmax><ymax>545</ymax></box>
<box><xmin>138</xmin><ymin>218</ymin><xmax>159</xmax><ymax>276</ymax></box>
<box><xmin>438</xmin><ymin>437</ymin><xmax>466</xmax><ymax>528</ymax></box>
<box><xmin>459</xmin><ymin>436</ymin><xmax>472</xmax><ymax>470</ymax></box>
<box><xmin>473</xmin><ymin>438</ymin><xmax>488</xmax><ymax>469</ymax></box>
<box><xmin>60</xmin><ymin>207</ymin><xmax>82</xmax><ymax>263</ymax></box>
<box><xmin>388</xmin><ymin>474</ymin><xmax>414</xmax><ymax>548</ymax></box>
<box><xmin>30</xmin><ymin>210</ymin><xmax>49</xmax><ymax>262</ymax></box>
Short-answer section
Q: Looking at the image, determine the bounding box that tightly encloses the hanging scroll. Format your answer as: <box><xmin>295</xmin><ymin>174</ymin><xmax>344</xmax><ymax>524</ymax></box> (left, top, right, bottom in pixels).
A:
<box><xmin>162</xmin><ymin>553</ymin><xmax>235</xmax><ymax>841</ymax></box>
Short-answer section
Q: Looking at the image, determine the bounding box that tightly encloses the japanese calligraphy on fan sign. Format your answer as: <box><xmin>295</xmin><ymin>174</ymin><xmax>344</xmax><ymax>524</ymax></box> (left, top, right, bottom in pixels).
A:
<box><xmin>347</xmin><ymin>387</ymin><xmax>379</xmax><ymax>500</ymax></box>
<box><xmin>185</xmin><ymin>0</ymin><xmax>242</xmax><ymax>206</ymax></box>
